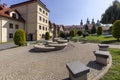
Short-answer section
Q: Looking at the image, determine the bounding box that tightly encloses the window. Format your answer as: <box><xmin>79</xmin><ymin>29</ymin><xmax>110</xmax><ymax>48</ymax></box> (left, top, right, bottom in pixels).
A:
<box><xmin>43</xmin><ymin>10</ymin><xmax>45</xmax><ymax>14</ymax></box>
<box><xmin>12</xmin><ymin>13</ymin><xmax>16</xmax><ymax>19</ymax></box>
<box><xmin>39</xmin><ymin>26</ymin><xmax>41</xmax><ymax>30</ymax></box>
<box><xmin>43</xmin><ymin>18</ymin><xmax>45</xmax><ymax>22</ymax></box>
<box><xmin>39</xmin><ymin>16</ymin><xmax>41</xmax><ymax>21</ymax></box>
<box><xmin>46</xmin><ymin>20</ymin><xmax>47</xmax><ymax>23</ymax></box>
<box><xmin>46</xmin><ymin>27</ymin><xmax>47</xmax><ymax>31</ymax></box>
<box><xmin>39</xmin><ymin>8</ymin><xmax>42</xmax><ymax>12</ymax></box>
<box><xmin>15</xmin><ymin>24</ymin><xmax>19</xmax><ymax>29</ymax></box>
<box><xmin>46</xmin><ymin>12</ymin><xmax>48</xmax><ymax>16</ymax></box>
<box><xmin>43</xmin><ymin>26</ymin><xmax>44</xmax><ymax>30</ymax></box>
<box><xmin>9</xmin><ymin>23</ymin><xmax>13</xmax><ymax>29</ymax></box>
<box><xmin>9</xmin><ymin>33</ymin><xmax>13</xmax><ymax>38</ymax></box>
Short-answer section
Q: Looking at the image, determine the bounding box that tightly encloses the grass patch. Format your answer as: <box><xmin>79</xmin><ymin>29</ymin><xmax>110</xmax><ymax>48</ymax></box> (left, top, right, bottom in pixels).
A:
<box><xmin>72</xmin><ymin>35</ymin><xmax>120</xmax><ymax>44</ymax></box>
<box><xmin>100</xmin><ymin>48</ymin><xmax>120</xmax><ymax>80</ymax></box>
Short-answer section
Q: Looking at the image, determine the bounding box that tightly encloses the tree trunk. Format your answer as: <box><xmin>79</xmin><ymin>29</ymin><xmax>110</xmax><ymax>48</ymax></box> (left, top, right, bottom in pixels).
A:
<box><xmin>117</xmin><ymin>38</ymin><xmax>119</xmax><ymax>41</ymax></box>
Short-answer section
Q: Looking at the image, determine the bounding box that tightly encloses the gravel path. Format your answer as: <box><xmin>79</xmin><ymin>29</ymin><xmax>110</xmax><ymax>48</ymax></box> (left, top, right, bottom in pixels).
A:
<box><xmin>0</xmin><ymin>42</ymin><xmax>108</xmax><ymax>80</ymax></box>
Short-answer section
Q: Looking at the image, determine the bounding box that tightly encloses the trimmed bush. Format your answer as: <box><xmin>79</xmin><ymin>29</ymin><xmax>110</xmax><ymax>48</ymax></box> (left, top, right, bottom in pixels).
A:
<box><xmin>77</xmin><ymin>30</ymin><xmax>82</xmax><ymax>36</ymax></box>
<box><xmin>70</xmin><ymin>29</ymin><xmax>77</xmax><ymax>37</ymax></box>
<box><xmin>97</xmin><ymin>27</ymin><xmax>102</xmax><ymax>36</ymax></box>
<box><xmin>91</xmin><ymin>24</ymin><xmax>96</xmax><ymax>34</ymax></box>
<box><xmin>112</xmin><ymin>20</ymin><xmax>120</xmax><ymax>41</ymax></box>
<box><xmin>14</xmin><ymin>29</ymin><xmax>26</xmax><ymax>46</ymax></box>
<box><xmin>59</xmin><ymin>32</ymin><xmax>66</xmax><ymax>38</ymax></box>
<box><xmin>45</xmin><ymin>32</ymin><xmax>50</xmax><ymax>40</ymax></box>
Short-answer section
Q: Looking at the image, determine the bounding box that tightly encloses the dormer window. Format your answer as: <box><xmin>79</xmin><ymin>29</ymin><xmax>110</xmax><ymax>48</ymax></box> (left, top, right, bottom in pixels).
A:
<box><xmin>12</xmin><ymin>13</ymin><xmax>16</xmax><ymax>19</ymax></box>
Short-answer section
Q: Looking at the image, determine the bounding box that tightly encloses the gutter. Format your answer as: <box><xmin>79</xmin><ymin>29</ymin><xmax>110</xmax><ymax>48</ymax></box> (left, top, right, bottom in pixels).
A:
<box><xmin>0</xmin><ymin>17</ymin><xmax>2</xmax><ymax>43</ymax></box>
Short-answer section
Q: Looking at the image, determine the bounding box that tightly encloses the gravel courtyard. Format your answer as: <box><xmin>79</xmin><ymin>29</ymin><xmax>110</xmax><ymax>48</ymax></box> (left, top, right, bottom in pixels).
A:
<box><xmin>0</xmin><ymin>42</ymin><xmax>107</xmax><ymax>80</ymax></box>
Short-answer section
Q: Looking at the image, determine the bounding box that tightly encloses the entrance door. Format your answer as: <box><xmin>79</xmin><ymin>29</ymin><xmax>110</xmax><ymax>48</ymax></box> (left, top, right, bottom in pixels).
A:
<box><xmin>29</xmin><ymin>33</ymin><xmax>33</xmax><ymax>41</ymax></box>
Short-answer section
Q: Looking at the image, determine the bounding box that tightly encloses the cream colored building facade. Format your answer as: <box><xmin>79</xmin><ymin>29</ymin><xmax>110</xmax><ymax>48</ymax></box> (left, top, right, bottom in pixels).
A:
<box><xmin>11</xmin><ymin>0</ymin><xmax>49</xmax><ymax>41</ymax></box>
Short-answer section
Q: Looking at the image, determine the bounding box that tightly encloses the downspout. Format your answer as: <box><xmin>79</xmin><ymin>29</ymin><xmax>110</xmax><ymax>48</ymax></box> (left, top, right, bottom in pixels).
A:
<box><xmin>0</xmin><ymin>17</ymin><xmax>2</xmax><ymax>43</ymax></box>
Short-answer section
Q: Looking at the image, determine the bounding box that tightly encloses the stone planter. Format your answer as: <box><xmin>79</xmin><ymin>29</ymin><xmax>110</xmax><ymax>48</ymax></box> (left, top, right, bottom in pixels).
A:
<box><xmin>98</xmin><ymin>44</ymin><xmax>109</xmax><ymax>51</ymax></box>
<box><xmin>66</xmin><ymin>61</ymin><xmax>90</xmax><ymax>80</ymax></box>
<box><xmin>93</xmin><ymin>51</ymin><xmax>110</xmax><ymax>65</ymax></box>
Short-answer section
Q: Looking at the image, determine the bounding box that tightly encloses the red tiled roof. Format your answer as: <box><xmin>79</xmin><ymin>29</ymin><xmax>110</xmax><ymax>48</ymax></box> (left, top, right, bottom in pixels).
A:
<box><xmin>0</xmin><ymin>4</ymin><xmax>25</xmax><ymax>22</ymax></box>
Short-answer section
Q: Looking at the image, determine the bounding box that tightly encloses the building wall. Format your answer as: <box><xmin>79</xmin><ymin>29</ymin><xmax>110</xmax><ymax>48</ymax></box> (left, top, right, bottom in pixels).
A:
<box><xmin>11</xmin><ymin>1</ymin><xmax>49</xmax><ymax>41</ymax></box>
<box><xmin>37</xmin><ymin>3</ymin><xmax>49</xmax><ymax>40</ymax></box>
<box><xmin>0</xmin><ymin>16</ymin><xmax>24</xmax><ymax>42</ymax></box>
<box><xmin>0</xmin><ymin>17</ymin><xmax>2</xmax><ymax>42</ymax></box>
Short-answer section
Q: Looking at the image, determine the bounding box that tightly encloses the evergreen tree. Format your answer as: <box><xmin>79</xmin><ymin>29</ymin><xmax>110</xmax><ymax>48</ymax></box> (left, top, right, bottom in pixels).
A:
<box><xmin>112</xmin><ymin>20</ymin><xmax>120</xmax><ymax>41</ymax></box>
<box><xmin>80</xmin><ymin>19</ymin><xmax>83</xmax><ymax>25</ymax></box>
<box><xmin>91</xmin><ymin>24</ymin><xmax>96</xmax><ymax>34</ymax></box>
<box><xmin>101</xmin><ymin>0</ymin><xmax>120</xmax><ymax>24</ymax></box>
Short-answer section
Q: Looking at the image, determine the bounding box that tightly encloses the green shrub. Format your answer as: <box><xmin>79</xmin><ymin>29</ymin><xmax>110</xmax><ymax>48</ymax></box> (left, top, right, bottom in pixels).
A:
<box><xmin>91</xmin><ymin>24</ymin><xmax>96</xmax><ymax>34</ymax></box>
<box><xmin>97</xmin><ymin>27</ymin><xmax>102</xmax><ymax>36</ymax></box>
<box><xmin>14</xmin><ymin>29</ymin><xmax>26</xmax><ymax>46</ymax></box>
<box><xmin>77</xmin><ymin>30</ymin><xmax>82</xmax><ymax>36</ymax></box>
<box><xmin>112</xmin><ymin>20</ymin><xmax>120</xmax><ymax>41</ymax></box>
<box><xmin>59</xmin><ymin>32</ymin><xmax>66</xmax><ymax>38</ymax></box>
<box><xmin>70</xmin><ymin>29</ymin><xmax>77</xmax><ymax>37</ymax></box>
<box><xmin>45</xmin><ymin>32</ymin><xmax>50</xmax><ymax>40</ymax></box>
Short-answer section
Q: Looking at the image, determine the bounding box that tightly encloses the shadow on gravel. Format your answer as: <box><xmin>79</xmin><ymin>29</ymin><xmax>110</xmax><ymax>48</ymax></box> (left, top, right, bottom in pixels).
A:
<box><xmin>87</xmin><ymin>61</ymin><xmax>105</xmax><ymax>70</ymax></box>
<box><xmin>62</xmin><ymin>78</ymin><xmax>70</xmax><ymax>80</ymax></box>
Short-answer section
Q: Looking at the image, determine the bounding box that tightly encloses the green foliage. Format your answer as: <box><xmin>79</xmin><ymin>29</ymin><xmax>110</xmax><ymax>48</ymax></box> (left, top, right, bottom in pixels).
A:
<box><xmin>13</xmin><ymin>29</ymin><xmax>26</xmax><ymax>46</ymax></box>
<box><xmin>97</xmin><ymin>27</ymin><xmax>103</xmax><ymax>36</ymax></box>
<box><xmin>108</xmin><ymin>26</ymin><xmax>112</xmax><ymax>34</ymax></box>
<box><xmin>112</xmin><ymin>20</ymin><xmax>120</xmax><ymax>41</ymax></box>
<box><xmin>70</xmin><ymin>29</ymin><xmax>77</xmax><ymax>37</ymax></box>
<box><xmin>84</xmin><ymin>24</ymin><xmax>89</xmax><ymax>31</ymax></box>
<box><xmin>101</xmin><ymin>0</ymin><xmax>120</xmax><ymax>24</ymax></box>
<box><xmin>77</xmin><ymin>30</ymin><xmax>82</xmax><ymax>36</ymax></box>
<box><xmin>45</xmin><ymin>32</ymin><xmax>50</xmax><ymax>40</ymax></box>
<box><xmin>100</xmin><ymin>48</ymin><xmax>120</xmax><ymax>80</ymax></box>
<box><xmin>59</xmin><ymin>32</ymin><xmax>66</xmax><ymax>38</ymax></box>
<box><xmin>91</xmin><ymin>24</ymin><xmax>96</xmax><ymax>34</ymax></box>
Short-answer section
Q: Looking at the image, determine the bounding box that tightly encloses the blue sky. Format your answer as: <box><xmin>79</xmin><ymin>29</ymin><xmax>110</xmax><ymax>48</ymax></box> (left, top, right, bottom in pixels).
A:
<box><xmin>0</xmin><ymin>0</ymin><xmax>117</xmax><ymax>25</ymax></box>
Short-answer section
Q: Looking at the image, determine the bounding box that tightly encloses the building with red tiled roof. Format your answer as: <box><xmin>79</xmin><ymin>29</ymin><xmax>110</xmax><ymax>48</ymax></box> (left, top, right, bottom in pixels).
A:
<box><xmin>0</xmin><ymin>4</ymin><xmax>25</xmax><ymax>42</ymax></box>
<box><xmin>0</xmin><ymin>0</ymin><xmax>50</xmax><ymax>42</ymax></box>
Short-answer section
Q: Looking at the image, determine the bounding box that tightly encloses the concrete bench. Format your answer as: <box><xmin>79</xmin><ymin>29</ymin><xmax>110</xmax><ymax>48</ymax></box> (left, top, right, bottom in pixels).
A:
<box><xmin>93</xmin><ymin>51</ymin><xmax>110</xmax><ymax>65</ymax></box>
<box><xmin>66</xmin><ymin>61</ymin><xmax>90</xmax><ymax>80</ymax></box>
<box><xmin>47</xmin><ymin>43</ymin><xmax>67</xmax><ymax>50</ymax></box>
<box><xmin>57</xmin><ymin>40</ymin><xmax>68</xmax><ymax>44</ymax></box>
<box><xmin>98</xmin><ymin>44</ymin><xmax>109</xmax><ymax>51</ymax></box>
<box><xmin>34</xmin><ymin>45</ymin><xmax>55</xmax><ymax>52</ymax></box>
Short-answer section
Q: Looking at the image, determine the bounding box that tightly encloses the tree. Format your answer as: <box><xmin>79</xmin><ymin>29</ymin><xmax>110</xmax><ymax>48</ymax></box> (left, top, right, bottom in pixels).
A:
<box><xmin>77</xmin><ymin>30</ymin><xmax>82</xmax><ymax>36</ymax></box>
<box><xmin>108</xmin><ymin>26</ymin><xmax>112</xmax><ymax>34</ymax></box>
<box><xmin>91</xmin><ymin>24</ymin><xmax>96</xmax><ymax>34</ymax></box>
<box><xmin>59</xmin><ymin>32</ymin><xmax>66</xmax><ymax>38</ymax></box>
<box><xmin>14</xmin><ymin>29</ymin><xmax>26</xmax><ymax>46</ymax></box>
<box><xmin>84</xmin><ymin>24</ymin><xmax>89</xmax><ymax>31</ymax></box>
<box><xmin>97</xmin><ymin>27</ymin><xmax>102</xmax><ymax>36</ymax></box>
<box><xmin>70</xmin><ymin>29</ymin><xmax>76</xmax><ymax>37</ymax></box>
<box><xmin>101</xmin><ymin>0</ymin><xmax>120</xmax><ymax>24</ymax></box>
<box><xmin>112</xmin><ymin>20</ymin><xmax>120</xmax><ymax>41</ymax></box>
<box><xmin>45</xmin><ymin>32</ymin><xmax>50</xmax><ymax>40</ymax></box>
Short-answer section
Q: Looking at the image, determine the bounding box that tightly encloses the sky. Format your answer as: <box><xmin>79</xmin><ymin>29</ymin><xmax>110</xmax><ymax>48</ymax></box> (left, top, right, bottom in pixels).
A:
<box><xmin>0</xmin><ymin>0</ymin><xmax>117</xmax><ymax>25</ymax></box>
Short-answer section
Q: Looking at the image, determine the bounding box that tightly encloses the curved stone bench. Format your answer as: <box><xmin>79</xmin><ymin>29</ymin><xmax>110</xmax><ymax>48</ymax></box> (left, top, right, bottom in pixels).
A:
<box><xmin>98</xmin><ymin>44</ymin><xmax>109</xmax><ymax>51</ymax></box>
<box><xmin>34</xmin><ymin>45</ymin><xmax>55</xmax><ymax>52</ymax></box>
<box><xmin>57</xmin><ymin>40</ymin><xmax>68</xmax><ymax>44</ymax></box>
<box><xmin>53</xmin><ymin>38</ymin><xmax>60</xmax><ymax>42</ymax></box>
<box><xmin>47</xmin><ymin>43</ymin><xmax>68</xmax><ymax>50</ymax></box>
<box><xmin>46</xmin><ymin>41</ymin><xmax>58</xmax><ymax>45</ymax></box>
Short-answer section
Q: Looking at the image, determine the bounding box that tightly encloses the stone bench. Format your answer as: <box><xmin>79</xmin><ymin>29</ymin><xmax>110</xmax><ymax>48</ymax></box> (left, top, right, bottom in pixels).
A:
<box><xmin>57</xmin><ymin>40</ymin><xmax>68</xmax><ymax>44</ymax></box>
<box><xmin>66</xmin><ymin>61</ymin><xmax>90</xmax><ymax>80</ymax></box>
<box><xmin>98</xmin><ymin>44</ymin><xmax>109</xmax><ymax>51</ymax></box>
<box><xmin>47</xmin><ymin>43</ymin><xmax>68</xmax><ymax>50</ymax></box>
<box><xmin>93</xmin><ymin>51</ymin><xmax>110</xmax><ymax>65</ymax></box>
<box><xmin>34</xmin><ymin>45</ymin><xmax>55</xmax><ymax>52</ymax></box>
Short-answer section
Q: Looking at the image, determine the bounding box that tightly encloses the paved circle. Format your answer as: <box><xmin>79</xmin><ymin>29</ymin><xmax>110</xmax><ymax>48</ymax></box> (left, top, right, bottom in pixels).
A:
<box><xmin>0</xmin><ymin>42</ymin><xmax>107</xmax><ymax>80</ymax></box>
